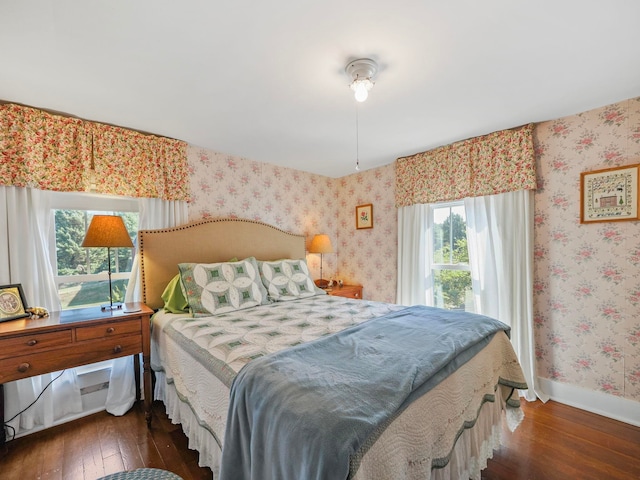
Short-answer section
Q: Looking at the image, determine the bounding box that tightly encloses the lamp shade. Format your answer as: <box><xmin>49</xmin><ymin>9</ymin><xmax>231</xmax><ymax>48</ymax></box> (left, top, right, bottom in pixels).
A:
<box><xmin>81</xmin><ymin>215</ymin><xmax>134</xmax><ymax>248</ymax></box>
<box><xmin>309</xmin><ymin>234</ymin><xmax>334</xmax><ymax>254</ymax></box>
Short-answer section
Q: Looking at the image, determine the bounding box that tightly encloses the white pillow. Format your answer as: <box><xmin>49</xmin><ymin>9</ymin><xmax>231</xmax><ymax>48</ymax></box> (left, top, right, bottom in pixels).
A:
<box><xmin>259</xmin><ymin>259</ymin><xmax>325</xmax><ymax>301</ymax></box>
<box><xmin>178</xmin><ymin>257</ymin><xmax>268</xmax><ymax>316</ymax></box>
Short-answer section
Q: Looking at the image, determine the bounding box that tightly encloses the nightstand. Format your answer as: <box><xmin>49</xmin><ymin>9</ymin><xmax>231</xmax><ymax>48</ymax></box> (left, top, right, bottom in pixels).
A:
<box><xmin>327</xmin><ymin>284</ymin><xmax>363</xmax><ymax>299</ymax></box>
<box><xmin>0</xmin><ymin>302</ymin><xmax>153</xmax><ymax>455</ymax></box>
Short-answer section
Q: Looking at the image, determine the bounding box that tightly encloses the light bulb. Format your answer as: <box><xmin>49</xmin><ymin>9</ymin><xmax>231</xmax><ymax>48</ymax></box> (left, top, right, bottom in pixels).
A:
<box><xmin>353</xmin><ymin>81</ymin><xmax>369</xmax><ymax>102</ymax></box>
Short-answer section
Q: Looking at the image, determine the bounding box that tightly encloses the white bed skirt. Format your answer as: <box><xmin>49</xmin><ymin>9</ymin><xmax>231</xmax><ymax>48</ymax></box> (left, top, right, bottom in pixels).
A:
<box><xmin>154</xmin><ymin>370</ymin><xmax>522</xmax><ymax>480</ymax></box>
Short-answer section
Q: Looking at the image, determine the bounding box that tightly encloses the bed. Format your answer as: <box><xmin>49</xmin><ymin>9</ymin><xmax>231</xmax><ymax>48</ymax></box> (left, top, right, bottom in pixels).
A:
<box><xmin>139</xmin><ymin>218</ymin><xmax>527</xmax><ymax>480</ymax></box>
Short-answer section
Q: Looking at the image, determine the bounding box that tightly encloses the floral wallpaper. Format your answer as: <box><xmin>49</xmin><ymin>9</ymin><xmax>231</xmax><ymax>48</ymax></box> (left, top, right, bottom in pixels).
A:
<box><xmin>187</xmin><ymin>146</ymin><xmax>341</xmax><ymax>288</ymax></box>
<box><xmin>533</xmin><ymin>97</ymin><xmax>640</xmax><ymax>402</ymax></box>
<box><xmin>336</xmin><ymin>166</ymin><xmax>397</xmax><ymax>303</ymax></box>
<box><xmin>187</xmin><ymin>146</ymin><xmax>398</xmax><ymax>303</ymax></box>
<box><xmin>187</xmin><ymin>96</ymin><xmax>640</xmax><ymax>405</ymax></box>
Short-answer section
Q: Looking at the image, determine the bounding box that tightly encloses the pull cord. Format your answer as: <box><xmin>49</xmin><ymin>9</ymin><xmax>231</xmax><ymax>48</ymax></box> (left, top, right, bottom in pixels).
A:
<box><xmin>355</xmin><ymin>102</ymin><xmax>360</xmax><ymax>171</ymax></box>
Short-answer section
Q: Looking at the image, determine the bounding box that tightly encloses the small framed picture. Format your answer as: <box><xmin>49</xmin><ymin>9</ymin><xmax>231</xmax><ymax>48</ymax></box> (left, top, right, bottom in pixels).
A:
<box><xmin>356</xmin><ymin>203</ymin><xmax>373</xmax><ymax>229</ymax></box>
<box><xmin>0</xmin><ymin>284</ymin><xmax>30</xmax><ymax>322</ymax></box>
<box><xmin>580</xmin><ymin>163</ymin><xmax>640</xmax><ymax>223</ymax></box>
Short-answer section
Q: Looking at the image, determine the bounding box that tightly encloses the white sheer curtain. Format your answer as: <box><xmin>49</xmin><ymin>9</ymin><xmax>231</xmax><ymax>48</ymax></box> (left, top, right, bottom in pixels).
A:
<box><xmin>106</xmin><ymin>197</ymin><xmax>188</xmax><ymax>415</ymax></box>
<box><xmin>396</xmin><ymin>204</ymin><xmax>432</xmax><ymax>306</ymax></box>
<box><xmin>465</xmin><ymin>190</ymin><xmax>547</xmax><ymax>402</ymax></box>
<box><xmin>0</xmin><ymin>186</ymin><xmax>82</xmax><ymax>437</ymax></box>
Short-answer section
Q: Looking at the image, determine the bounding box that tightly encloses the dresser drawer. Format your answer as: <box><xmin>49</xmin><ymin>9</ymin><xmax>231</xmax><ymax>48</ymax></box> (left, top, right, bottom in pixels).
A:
<box><xmin>76</xmin><ymin>318</ymin><xmax>141</xmax><ymax>341</ymax></box>
<box><xmin>0</xmin><ymin>330</ymin><xmax>73</xmax><ymax>360</ymax></box>
<box><xmin>328</xmin><ymin>285</ymin><xmax>363</xmax><ymax>299</ymax></box>
<box><xmin>0</xmin><ymin>334</ymin><xmax>143</xmax><ymax>383</ymax></box>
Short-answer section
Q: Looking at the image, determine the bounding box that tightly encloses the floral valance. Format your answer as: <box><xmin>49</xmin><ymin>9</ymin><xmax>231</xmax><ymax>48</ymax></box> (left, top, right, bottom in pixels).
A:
<box><xmin>395</xmin><ymin>123</ymin><xmax>536</xmax><ymax>207</ymax></box>
<box><xmin>0</xmin><ymin>103</ymin><xmax>189</xmax><ymax>201</ymax></box>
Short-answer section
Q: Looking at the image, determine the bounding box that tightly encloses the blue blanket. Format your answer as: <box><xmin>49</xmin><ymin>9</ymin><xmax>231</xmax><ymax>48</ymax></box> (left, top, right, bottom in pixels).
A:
<box><xmin>219</xmin><ymin>305</ymin><xmax>510</xmax><ymax>480</ymax></box>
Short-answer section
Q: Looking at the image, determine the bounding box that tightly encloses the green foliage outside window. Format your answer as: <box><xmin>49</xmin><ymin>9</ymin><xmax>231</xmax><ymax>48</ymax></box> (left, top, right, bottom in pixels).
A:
<box><xmin>54</xmin><ymin>210</ymin><xmax>138</xmax><ymax>308</ymax></box>
<box><xmin>432</xmin><ymin>210</ymin><xmax>473</xmax><ymax>311</ymax></box>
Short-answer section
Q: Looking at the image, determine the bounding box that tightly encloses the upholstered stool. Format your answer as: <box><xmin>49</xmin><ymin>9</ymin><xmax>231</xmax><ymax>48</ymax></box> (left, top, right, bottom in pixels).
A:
<box><xmin>97</xmin><ymin>468</ymin><xmax>183</xmax><ymax>480</ymax></box>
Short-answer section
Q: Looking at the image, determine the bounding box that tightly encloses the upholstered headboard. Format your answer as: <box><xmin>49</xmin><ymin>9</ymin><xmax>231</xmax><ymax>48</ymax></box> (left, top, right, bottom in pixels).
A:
<box><xmin>139</xmin><ymin>218</ymin><xmax>306</xmax><ymax>310</ymax></box>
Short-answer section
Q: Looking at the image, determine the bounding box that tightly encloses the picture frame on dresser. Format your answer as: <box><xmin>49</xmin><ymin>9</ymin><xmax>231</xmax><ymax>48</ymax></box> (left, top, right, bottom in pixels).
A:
<box><xmin>0</xmin><ymin>284</ymin><xmax>29</xmax><ymax>323</ymax></box>
<box><xmin>580</xmin><ymin>163</ymin><xmax>640</xmax><ymax>223</ymax></box>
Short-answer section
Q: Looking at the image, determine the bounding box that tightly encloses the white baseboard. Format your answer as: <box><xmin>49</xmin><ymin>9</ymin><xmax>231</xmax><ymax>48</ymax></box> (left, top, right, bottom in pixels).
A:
<box><xmin>538</xmin><ymin>377</ymin><xmax>640</xmax><ymax>427</ymax></box>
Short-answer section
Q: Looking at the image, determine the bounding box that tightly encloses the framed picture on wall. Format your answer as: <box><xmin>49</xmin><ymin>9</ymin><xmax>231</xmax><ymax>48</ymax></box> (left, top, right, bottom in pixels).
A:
<box><xmin>580</xmin><ymin>163</ymin><xmax>640</xmax><ymax>223</ymax></box>
<box><xmin>356</xmin><ymin>203</ymin><xmax>373</xmax><ymax>229</ymax></box>
<box><xmin>0</xmin><ymin>284</ymin><xmax>30</xmax><ymax>323</ymax></box>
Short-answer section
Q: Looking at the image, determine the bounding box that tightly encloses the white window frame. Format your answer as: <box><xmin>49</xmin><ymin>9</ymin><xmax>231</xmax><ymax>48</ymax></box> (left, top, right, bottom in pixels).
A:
<box><xmin>429</xmin><ymin>200</ymin><xmax>473</xmax><ymax>310</ymax></box>
<box><xmin>48</xmin><ymin>191</ymin><xmax>139</xmax><ymax>307</ymax></box>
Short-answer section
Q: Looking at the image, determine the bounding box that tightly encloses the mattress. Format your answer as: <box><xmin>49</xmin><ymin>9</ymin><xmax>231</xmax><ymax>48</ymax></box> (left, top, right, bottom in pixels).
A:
<box><xmin>151</xmin><ymin>295</ymin><xmax>526</xmax><ymax>479</ymax></box>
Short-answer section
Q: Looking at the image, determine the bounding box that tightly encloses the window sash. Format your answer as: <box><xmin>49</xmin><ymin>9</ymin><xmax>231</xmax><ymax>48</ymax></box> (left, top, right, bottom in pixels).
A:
<box><xmin>48</xmin><ymin>191</ymin><xmax>139</xmax><ymax>309</ymax></box>
<box><xmin>429</xmin><ymin>200</ymin><xmax>473</xmax><ymax>311</ymax></box>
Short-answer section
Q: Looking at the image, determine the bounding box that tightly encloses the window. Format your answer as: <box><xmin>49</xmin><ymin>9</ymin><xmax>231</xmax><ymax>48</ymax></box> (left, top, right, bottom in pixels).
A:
<box><xmin>430</xmin><ymin>202</ymin><xmax>474</xmax><ymax>312</ymax></box>
<box><xmin>49</xmin><ymin>192</ymin><xmax>139</xmax><ymax>310</ymax></box>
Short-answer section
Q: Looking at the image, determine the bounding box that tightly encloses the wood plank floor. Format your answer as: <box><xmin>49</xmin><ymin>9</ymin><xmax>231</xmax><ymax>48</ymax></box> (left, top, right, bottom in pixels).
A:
<box><xmin>1</xmin><ymin>399</ymin><xmax>638</xmax><ymax>479</ymax></box>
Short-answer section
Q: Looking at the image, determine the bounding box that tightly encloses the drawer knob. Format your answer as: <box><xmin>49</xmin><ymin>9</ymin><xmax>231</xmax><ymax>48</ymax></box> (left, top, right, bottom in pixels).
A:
<box><xmin>106</xmin><ymin>327</ymin><xmax>115</xmax><ymax>334</ymax></box>
<box><xmin>354</xmin><ymin>293</ymin><xmax>360</xmax><ymax>298</ymax></box>
<box><xmin>27</xmin><ymin>339</ymin><xmax>38</xmax><ymax>346</ymax></box>
<box><xmin>113</xmin><ymin>345</ymin><xmax>122</xmax><ymax>354</ymax></box>
<box><xmin>18</xmin><ymin>362</ymin><xmax>30</xmax><ymax>373</ymax></box>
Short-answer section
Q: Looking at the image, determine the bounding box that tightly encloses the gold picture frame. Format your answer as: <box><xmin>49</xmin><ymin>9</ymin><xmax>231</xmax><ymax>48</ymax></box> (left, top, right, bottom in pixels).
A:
<box><xmin>0</xmin><ymin>284</ymin><xmax>30</xmax><ymax>322</ymax></box>
<box><xmin>580</xmin><ymin>163</ymin><xmax>640</xmax><ymax>223</ymax></box>
<box><xmin>356</xmin><ymin>203</ymin><xmax>373</xmax><ymax>229</ymax></box>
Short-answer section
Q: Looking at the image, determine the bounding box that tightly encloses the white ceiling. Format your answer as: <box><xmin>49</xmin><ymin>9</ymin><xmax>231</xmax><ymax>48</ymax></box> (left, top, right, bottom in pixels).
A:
<box><xmin>2</xmin><ymin>1</ymin><xmax>640</xmax><ymax>178</ymax></box>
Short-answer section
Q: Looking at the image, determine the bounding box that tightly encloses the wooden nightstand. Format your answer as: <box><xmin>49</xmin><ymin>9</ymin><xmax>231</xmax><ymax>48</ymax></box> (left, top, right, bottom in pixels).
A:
<box><xmin>0</xmin><ymin>302</ymin><xmax>153</xmax><ymax>455</ymax></box>
<box><xmin>327</xmin><ymin>284</ymin><xmax>363</xmax><ymax>299</ymax></box>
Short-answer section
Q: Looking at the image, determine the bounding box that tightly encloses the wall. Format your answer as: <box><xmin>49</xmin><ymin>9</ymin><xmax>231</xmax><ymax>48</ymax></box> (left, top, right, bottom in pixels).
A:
<box><xmin>336</xmin><ymin>165</ymin><xmax>397</xmax><ymax>303</ymax></box>
<box><xmin>533</xmin><ymin>97</ymin><xmax>640</xmax><ymax>407</ymax></box>
<box><xmin>187</xmin><ymin>146</ymin><xmax>399</xmax><ymax>303</ymax></box>
<box><xmin>187</xmin><ymin>146</ymin><xmax>340</xmax><ymax>282</ymax></box>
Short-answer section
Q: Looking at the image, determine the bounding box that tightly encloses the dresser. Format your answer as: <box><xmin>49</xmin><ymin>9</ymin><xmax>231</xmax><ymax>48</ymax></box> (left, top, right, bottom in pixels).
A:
<box><xmin>0</xmin><ymin>303</ymin><xmax>153</xmax><ymax>455</ymax></box>
<box><xmin>327</xmin><ymin>284</ymin><xmax>363</xmax><ymax>299</ymax></box>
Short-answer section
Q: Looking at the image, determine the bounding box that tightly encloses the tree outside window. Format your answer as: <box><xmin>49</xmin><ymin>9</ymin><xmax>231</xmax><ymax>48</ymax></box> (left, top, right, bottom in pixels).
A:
<box><xmin>54</xmin><ymin>209</ymin><xmax>138</xmax><ymax>309</ymax></box>
<box><xmin>431</xmin><ymin>203</ymin><xmax>473</xmax><ymax>311</ymax></box>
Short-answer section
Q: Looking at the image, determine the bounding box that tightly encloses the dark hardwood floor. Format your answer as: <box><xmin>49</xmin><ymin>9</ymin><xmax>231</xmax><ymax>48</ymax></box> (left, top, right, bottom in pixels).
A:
<box><xmin>1</xmin><ymin>399</ymin><xmax>638</xmax><ymax>479</ymax></box>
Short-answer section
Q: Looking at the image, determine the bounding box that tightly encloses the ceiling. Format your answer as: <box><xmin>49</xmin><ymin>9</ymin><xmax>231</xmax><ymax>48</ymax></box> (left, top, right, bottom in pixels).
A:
<box><xmin>2</xmin><ymin>1</ymin><xmax>640</xmax><ymax>178</ymax></box>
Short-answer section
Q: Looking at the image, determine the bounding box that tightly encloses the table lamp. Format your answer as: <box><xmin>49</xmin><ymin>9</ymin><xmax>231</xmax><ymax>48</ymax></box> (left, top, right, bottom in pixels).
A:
<box><xmin>81</xmin><ymin>215</ymin><xmax>134</xmax><ymax>310</ymax></box>
<box><xmin>309</xmin><ymin>234</ymin><xmax>334</xmax><ymax>288</ymax></box>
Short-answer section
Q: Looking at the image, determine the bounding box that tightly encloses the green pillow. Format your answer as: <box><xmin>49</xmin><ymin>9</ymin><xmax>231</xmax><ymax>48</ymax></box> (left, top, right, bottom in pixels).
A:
<box><xmin>161</xmin><ymin>274</ymin><xmax>189</xmax><ymax>313</ymax></box>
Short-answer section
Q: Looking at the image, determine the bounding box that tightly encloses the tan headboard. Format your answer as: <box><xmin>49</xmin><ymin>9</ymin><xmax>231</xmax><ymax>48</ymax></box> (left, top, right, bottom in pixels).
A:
<box><xmin>139</xmin><ymin>218</ymin><xmax>306</xmax><ymax>310</ymax></box>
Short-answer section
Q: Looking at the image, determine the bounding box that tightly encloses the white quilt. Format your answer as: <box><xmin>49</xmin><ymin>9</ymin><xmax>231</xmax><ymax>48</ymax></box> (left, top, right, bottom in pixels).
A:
<box><xmin>151</xmin><ymin>295</ymin><xmax>525</xmax><ymax>479</ymax></box>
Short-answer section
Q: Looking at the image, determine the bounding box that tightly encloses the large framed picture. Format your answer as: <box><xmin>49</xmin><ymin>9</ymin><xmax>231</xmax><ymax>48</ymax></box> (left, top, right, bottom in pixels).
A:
<box><xmin>580</xmin><ymin>163</ymin><xmax>640</xmax><ymax>223</ymax></box>
<box><xmin>0</xmin><ymin>284</ymin><xmax>30</xmax><ymax>322</ymax></box>
<box><xmin>356</xmin><ymin>203</ymin><xmax>373</xmax><ymax>229</ymax></box>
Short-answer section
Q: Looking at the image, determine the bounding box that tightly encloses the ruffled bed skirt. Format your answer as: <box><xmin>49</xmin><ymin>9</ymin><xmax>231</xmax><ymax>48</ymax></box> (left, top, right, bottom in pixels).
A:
<box><xmin>154</xmin><ymin>370</ymin><xmax>523</xmax><ymax>480</ymax></box>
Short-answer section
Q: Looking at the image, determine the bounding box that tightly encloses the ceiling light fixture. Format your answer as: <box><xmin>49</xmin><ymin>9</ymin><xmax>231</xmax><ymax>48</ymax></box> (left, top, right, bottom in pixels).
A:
<box><xmin>345</xmin><ymin>58</ymin><xmax>379</xmax><ymax>170</ymax></box>
<box><xmin>345</xmin><ymin>58</ymin><xmax>378</xmax><ymax>103</ymax></box>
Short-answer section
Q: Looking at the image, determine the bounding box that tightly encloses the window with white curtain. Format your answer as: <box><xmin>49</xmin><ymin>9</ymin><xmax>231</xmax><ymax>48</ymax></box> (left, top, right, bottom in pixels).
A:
<box><xmin>429</xmin><ymin>201</ymin><xmax>474</xmax><ymax>312</ymax></box>
<box><xmin>48</xmin><ymin>192</ymin><xmax>139</xmax><ymax>310</ymax></box>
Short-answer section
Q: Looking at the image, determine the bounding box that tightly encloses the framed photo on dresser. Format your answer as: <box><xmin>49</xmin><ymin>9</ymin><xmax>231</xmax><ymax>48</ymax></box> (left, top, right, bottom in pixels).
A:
<box><xmin>0</xmin><ymin>283</ymin><xmax>30</xmax><ymax>322</ymax></box>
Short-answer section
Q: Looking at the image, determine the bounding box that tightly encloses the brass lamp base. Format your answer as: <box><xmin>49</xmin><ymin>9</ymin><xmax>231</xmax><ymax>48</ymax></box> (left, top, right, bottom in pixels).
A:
<box><xmin>315</xmin><ymin>279</ymin><xmax>329</xmax><ymax>289</ymax></box>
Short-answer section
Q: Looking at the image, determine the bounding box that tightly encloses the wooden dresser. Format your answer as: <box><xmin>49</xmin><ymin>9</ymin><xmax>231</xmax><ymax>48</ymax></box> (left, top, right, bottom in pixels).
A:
<box><xmin>327</xmin><ymin>284</ymin><xmax>363</xmax><ymax>299</ymax></box>
<box><xmin>0</xmin><ymin>303</ymin><xmax>153</xmax><ymax>455</ymax></box>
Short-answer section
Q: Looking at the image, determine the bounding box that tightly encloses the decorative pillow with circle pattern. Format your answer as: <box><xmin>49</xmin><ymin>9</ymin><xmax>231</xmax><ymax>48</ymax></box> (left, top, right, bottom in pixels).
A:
<box><xmin>259</xmin><ymin>259</ymin><xmax>325</xmax><ymax>301</ymax></box>
<box><xmin>178</xmin><ymin>257</ymin><xmax>268</xmax><ymax>316</ymax></box>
